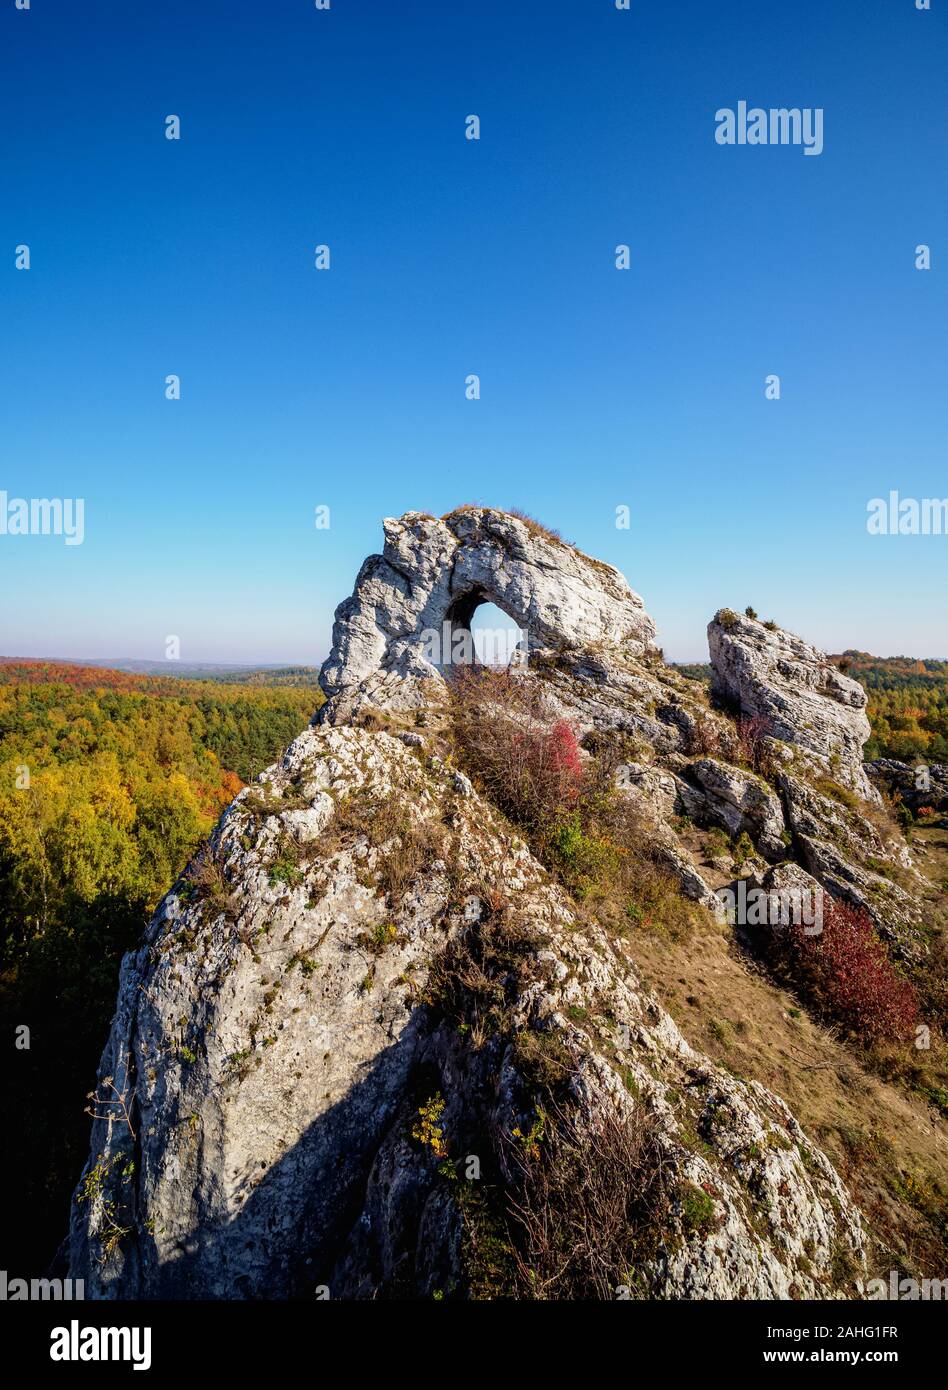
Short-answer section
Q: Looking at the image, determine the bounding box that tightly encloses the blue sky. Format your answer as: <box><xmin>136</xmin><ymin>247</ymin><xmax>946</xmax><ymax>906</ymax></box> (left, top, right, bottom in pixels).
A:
<box><xmin>1</xmin><ymin>0</ymin><xmax>945</xmax><ymax>664</ymax></box>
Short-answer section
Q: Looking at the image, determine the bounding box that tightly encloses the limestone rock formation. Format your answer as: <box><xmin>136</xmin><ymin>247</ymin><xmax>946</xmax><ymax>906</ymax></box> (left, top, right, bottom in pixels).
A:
<box><xmin>778</xmin><ymin>773</ymin><xmax>924</xmax><ymax>960</ymax></box>
<box><xmin>682</xmin><ymin>758</ymin><xmax>787</xmax><ymax>862</ymax></box>
<box><xmin>320</xmin><ymin>508</ymin><xmax>656</xmax><ymax>722</ymax></box>
<box><xmin>68</xmin><ymin>724</ymin><xmax>865</xmax><ymax>1300</ymax></box>
<box><xmin>868</xmin><ymin>759</ymin><xmax>948</xmax><ymax>817</ymax></box>
<box><xmin>70</xmin><ymin>507</ymin><xmax>920</xmax><ymax>1302</ymax></box>
<box><xmin>707</xmin><ymin>610</ymin><xmax>875</xmax><ymax>799</ymax></box>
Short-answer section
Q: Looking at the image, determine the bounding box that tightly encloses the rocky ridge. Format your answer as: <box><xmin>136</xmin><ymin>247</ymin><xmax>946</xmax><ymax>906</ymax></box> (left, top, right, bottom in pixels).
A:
<box><xmin>69</xmin><ymin>507</ymin><xmax>931</xmax><ymax>1300</ymax></box>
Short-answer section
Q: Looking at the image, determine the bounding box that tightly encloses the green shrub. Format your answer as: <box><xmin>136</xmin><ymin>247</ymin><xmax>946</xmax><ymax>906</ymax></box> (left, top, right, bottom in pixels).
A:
<box><xmin>680</xmin><ymin>1182</ymin><xmax>717</xmax><ymax>1236</ymax></box>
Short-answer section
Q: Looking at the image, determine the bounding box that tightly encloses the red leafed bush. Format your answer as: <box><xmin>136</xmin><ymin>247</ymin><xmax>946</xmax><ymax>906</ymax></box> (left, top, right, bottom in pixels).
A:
<box><xmin>451</xmin><ymin>669</ymin><xmax>583</xmax><ymax>829</ymax></box>
<box><xmin>547</xmin><ymin>721</ymin><xmax>583</xmax><ymax>796</ymax></box>
<box><xmin>491</xmin><ymin>717</ymin><xmax>583</xmax><ymax>828</ymax></box>
<box><xmin>779</xmin><ymin>897</ymin><xmax>919</xmax><ymax>1043</ymax></box>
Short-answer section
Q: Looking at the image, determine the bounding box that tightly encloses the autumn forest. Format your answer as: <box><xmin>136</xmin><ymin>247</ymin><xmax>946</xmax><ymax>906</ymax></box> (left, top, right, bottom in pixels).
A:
<box><xmin>1</xmin><ymin>651</ymin><xmax>944</xmax><ymax>1271</ymax></box>
<box><xmin>0</xmin><ymin>660</ymin><xmax>320</xmax><ymax>1268</ymax></box>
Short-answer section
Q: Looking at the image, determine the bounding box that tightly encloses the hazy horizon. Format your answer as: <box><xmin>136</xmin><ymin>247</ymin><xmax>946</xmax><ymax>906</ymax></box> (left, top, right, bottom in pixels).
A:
<box><xmin>4</xmin><ymin>624</ymin><xmax>948</xmax><ymax>674</ymax></box>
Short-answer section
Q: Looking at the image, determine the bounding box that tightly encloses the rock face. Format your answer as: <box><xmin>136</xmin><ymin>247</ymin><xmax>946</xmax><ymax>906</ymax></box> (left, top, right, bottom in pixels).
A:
<box><xmin>778</xmin><ymin>773</ymin><xmax>924</xmax><ymax>960</ymax></box>
<box><xmin>868</xmin><ymin>759</ymin><xmax>948</xmax><ymax>816</ymax></box>
<box><xmin>708</xmin><ymin>610</ymin><xmax>875</xmax><ymax>799</ymax></box>
<box><xmin>70</xmin><ymin>509</ymin><xmax>906</xmax><ymax>1302</ymax></box>
<box><xmin>683</xmin><ymin>758</ymin><xmax>787</xmax><ymax>862</ymax></box>
<box><xmin>68</xmin><ymin>726</ymin><xmax>865</xmax><ymax>1301</ymax></box>
<box><xmin>320</xmin><ymin>508</ymin><xmax>656</xmax><ymax>721</ymax></box>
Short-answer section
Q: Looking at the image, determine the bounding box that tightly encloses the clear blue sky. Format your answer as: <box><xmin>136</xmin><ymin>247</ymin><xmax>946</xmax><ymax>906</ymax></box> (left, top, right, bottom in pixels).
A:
<box><xmin>2</xmin><ymin>0</ymin><xmax>945</xmax><ymax>664</ymax></box>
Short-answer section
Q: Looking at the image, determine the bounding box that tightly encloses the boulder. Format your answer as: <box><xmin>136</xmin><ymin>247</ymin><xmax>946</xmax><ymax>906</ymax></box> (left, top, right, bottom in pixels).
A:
<box><xmin>707</xmin><ymin>610</ymin><xmax>875</xmax><ymax>800</ymax></box>
<box><xmin>867</xmin><ymin>758</ymin><xmax>948</xmax><ymax>816</ymax></box>
<box><xmin>778</xmin><ymin>774</ymin><xmax>925</xmax><ymax>960</ymax></box>
<box><xmin>615</xmin><ymin>763</ymin><xmax>681</xmax><ymax>821</ymax></box>
<box><xmin>684</xmin><ymin>757</ymin><xmax>787</xmax><ymax>861</ymax></box>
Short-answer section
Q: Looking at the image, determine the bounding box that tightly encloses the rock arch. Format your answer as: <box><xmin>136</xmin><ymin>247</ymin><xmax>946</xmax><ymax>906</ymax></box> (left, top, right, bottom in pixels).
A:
<box><xmin>437</xmin><ymin>588</ymin><xmax>525</xmax><ymax>670</ymax></box>
<box><xmin>318</xmin><ymin>507</ymin><xmax>656</xmax><ymax>719</ymax></box>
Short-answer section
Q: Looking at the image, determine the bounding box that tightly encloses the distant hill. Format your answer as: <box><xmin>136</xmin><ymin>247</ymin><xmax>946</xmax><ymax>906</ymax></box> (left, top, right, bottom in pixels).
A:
<box><xmin>830</xmin><ymin>651</ymin><xmax>948</xmax><ymax>690</ymax></box>
<box><xmin>829</xmin><ymin>653</ymin><xmax>948</xmax><ymax>763</ymax></box>
<box><xmin>205</xmin><ymin>665</ymin><xmax>322</xmax><ymax>687</ymax></box>
<box><xmin>0</xmin><ymin>657</ymin><xmax>322</xmax><ymax>688</ymax></box>
<box><xmin>670</xmin><ymin>662</ymin><xmax>711</xmax><ymax>684</ymax></box>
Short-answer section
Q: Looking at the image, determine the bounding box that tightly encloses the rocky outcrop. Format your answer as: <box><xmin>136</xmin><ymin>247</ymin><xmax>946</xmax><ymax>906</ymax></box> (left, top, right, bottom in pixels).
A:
<box><xmin>320</xmin><ymin>508</ymin><xmax>656</xmax><ymax>722</ymax></box>
<box><xmin>70</xmin><ymin>509</ymin><xmax>911</xmax><ymax>1302</ymax></box>
<box><xmin>69</xmin><ymin>723</ymin><xmax>865</xmax><ymax>1300</ymax></box>
<box><xmin>683</xmin><ymin>758</ymin><xmax>787</xmax><ymax>861</ymax></box>
<box><xmin>708</xmin><ymin>611</ymin><xmax>875</xmax><ymax>799</ymax></box>
<box><xmin>615</xmin><ymin>763</ymin><xmax>682</xmax><ymax>821</ymax></box>
<box><xmin>778</xmin><ymin>774</ymin><xmax>925</xmax><ymax>960</ymax></box>
<box><xmin>868</xmin><ymin>759</ymin><xmax>948</xmax><ymax>816</ymax></box>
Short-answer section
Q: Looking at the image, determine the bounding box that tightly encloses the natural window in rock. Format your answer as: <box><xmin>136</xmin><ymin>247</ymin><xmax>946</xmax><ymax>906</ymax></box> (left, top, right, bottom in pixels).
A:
<box><xmin>437</xmin><ymin>594</ymin><xmax>526</xmax><ymax>670</ymax></box>
<box><xmin>471</xmin><ymin>602</ymin><xmax>525</xmax><ymax>667</ymax></box>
